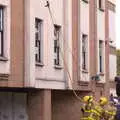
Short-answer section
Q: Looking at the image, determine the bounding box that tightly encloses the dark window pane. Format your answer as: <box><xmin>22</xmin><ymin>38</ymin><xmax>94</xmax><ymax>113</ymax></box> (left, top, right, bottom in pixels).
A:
<box><xmin>99</xmin><ymin>41</ymin><xmax>103</xmax><ymax>72</ymax></box>
<box><xmin>54</xmin><ymin>40</ymin><xmax>57</xmax><ymax>53</ymax></box>
<box><xmin>54</xmin><ymin>25</ymin><xmax>61</xmax><ymax>66</ymax></box>
<box><xmin>82</xmin><ymin>34</ymin><xmax>87</xmax><ymax>70</ymax></box>
<box><xmin>0</xmin><ymin>7</ymin><xmax>3</xmax><ymax>57</ymax></box>
<box><xmin>0</xmin><ymin>7</ymin><xmax>3</xmax><ymax>31</ymax></box>
<box><xmin>82</xmin><ymin>51</ymin><xmax>86</xmax><ymax>70</ymax></box>
<box><xmin>99</xmin><ymin>0</ymin><xmax>102</xmax><ymax>8</ymax></box>
<box><xmin>35</xmin><ymin>18</ymin><xmax>42</xmax><ymax>63</ymax></box>
<box><xmin>0</xmin><ymin>33</ymin><xmax>1</xmax><ymax>55</ymax></box>
<box><xmin>35</xmin><ymin>40</ymin><xmax>41</xmax><ymax>63</ymax></box>
<box><xmin>100</xmin><ymin>56</ymin><xmax>102</xmax><ymax>72</ymax></box>
<box><xmin>35</xmin><ymin>33</ymin><xmax>38</xmax><ymax>40</ymax></box>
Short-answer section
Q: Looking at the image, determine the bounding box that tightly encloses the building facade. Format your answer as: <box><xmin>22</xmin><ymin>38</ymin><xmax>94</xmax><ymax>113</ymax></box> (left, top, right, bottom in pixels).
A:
<box><xmin>0</xmin><ymin>0</ymin><xmax>116</xmax><ymax>120</ymax></box>
<box><xmin>108</xmin><ymin>0</ymin><xmax>117</xmax><ymax>97</ymax></box>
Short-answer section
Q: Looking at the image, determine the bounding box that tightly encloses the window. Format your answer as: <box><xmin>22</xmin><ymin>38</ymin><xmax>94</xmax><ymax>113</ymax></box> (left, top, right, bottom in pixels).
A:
<box><xmin>82</xmin><ymin>0</ymin><xmax>89</xmax><ymax>3</ymax></box>
<box><xmin>98</xmin><ymin>0</ymin><xmax>104</xmax><ymax>11</ymax></box>
<box><xmin>99</xmin><ymin>40</ymin><xmax>103</xmax><ymax>73</ymax></box>
<box><xmin>82</xmin><ymin>34</ymin><xmax>88</xmax><ymax>70</ymax></box>
<box><xmin>35</xmin><ymin>18</ymin><xmax>43</xmax><ymax>63</ymax></box>
<box><xmin>0</xmin><ymin>7</ymin><xmax>4</xmax><ymax>57</ymax></box>
<box><xmin>54</xmin><ymin>25</ymin><xmax>61</xmax><ymax>66</ymax></box>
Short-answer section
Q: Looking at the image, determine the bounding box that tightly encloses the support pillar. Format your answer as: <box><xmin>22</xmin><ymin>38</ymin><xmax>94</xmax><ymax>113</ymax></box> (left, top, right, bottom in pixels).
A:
<box><xmin>28</xmin><ymin>89</ymin><xmax>51</xmax><ymax>120</ymax></box>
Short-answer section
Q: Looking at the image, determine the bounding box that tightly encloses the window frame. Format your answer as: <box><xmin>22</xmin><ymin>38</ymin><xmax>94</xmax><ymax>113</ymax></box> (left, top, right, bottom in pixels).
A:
<box><xmin>35</xmin><ymin>18</ymin><xmax>43</xmax><ymax>66</ymax></box>
<box><xmin>98</xmin><ymin>0</ymin><xmax>105</xmax><ymax>12</ymax></box>
<box><xmin>82</xmin><ymin>0</ymin><xmax>89</xmax><ymax>4</ymax></box>
<box><xmin>54</xmin><ymin>25</ymin><xmax>62</xmax><ymax>68</ymax></box>
<box><xmin>82</xmin><ymin>34</ymin><xmax>88</xmax><ymax>71</ymax></box>
<box><xmin>99</xmin><ymin>40</ymin><xmax>104</xmax><ymax>73</ymax></box>
<box><xmin>0</xmin><ymin>6</ymin><xmax>4</xmax><ymax>57</ymax></box>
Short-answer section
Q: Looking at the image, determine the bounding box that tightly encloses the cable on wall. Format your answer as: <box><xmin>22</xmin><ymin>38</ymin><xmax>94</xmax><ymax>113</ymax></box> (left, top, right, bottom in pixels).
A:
<box><xmin>44</xmin><ymin>0</ymin><xmax>83</xmax><ymax>101</ymax></box>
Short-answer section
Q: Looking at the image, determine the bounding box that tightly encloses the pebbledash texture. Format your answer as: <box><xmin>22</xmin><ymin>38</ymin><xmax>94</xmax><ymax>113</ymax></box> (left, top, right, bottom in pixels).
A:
<box><xmin>0</xmin><ymin>0</ymin><xmax>116</xmax><ymax>120</ymax></box>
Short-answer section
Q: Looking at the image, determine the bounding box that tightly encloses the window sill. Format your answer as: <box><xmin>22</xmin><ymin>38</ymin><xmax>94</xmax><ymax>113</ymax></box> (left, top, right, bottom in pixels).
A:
<box><xmin>0</xmin><ymin>56</ymin><xmax>8</xmax><ymax>62</ymax></box>
<box><xmin>35</xmin><ymin>62</ymin><xmax>44</xmax><ymax>67</ymax></box>
<box><xmin>99</xmin><ymin>8</ymin><xmax>104</xmax><ymax>12</ymax></box>
<box><xmin>109</xmin><ymin>44</ymin><xmax>116</xmax><ymax>48</ymax></box>
<box><xmin>54</xmin><ymin>65</ymin><xmax>63</xmax><ymax>70</ymax></box>
<box><xmin>82</xmin><ymin>69</ymin><xmax>88</xmax><ymax>73</ymax></box>
<box><xmin>82</xmin><ymin>0</ymin><xmax>89</xmax><ymax>3</ymax></box>
<box><xmin>99</xmin><ymin>72</ymin><xmax>104</xmax><ymax>76</ymax></box>
<box><xmin>78</xmin><ymin>81</ymin><xmax>89</xmax><ymax>86</ymax></box>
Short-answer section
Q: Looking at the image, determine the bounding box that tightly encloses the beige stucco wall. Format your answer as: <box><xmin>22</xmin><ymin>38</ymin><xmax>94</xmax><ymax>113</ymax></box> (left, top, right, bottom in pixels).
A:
<box><xmin>24</xmin><ymin>0</ymin><xmax>112</xmax><ymax>89</ymax></box>
<box><xmin>65</xmin><ymin>0</ymin><xmax>73</xmax><ymax>89</ymax></box>
<box><xmin>109</xmin><ymin>10</ymin><xmax>116</xmax><ymax>46</ymax></box>
<box><xmin>80</xmin><ymin>1</ymin><xmax>90</xmax><ymax>82</ymax></box>
<box><xmin>52</xmin><ymin>91</ymin><xmax>84</xmax><ymax>120</ymax></box>
<box><xmin>97</xmin><ymin>2</ymin><xmax>106</xmax><ymax>83</ymax></box>
<box><xmin>97</xmin><ymin>11</ymin><xmax>105</xmax><ymax>40</ymax></box>
<box><xmin>108</xmin><ymin>4</ymin><xmax>116</xmax><ymax>81</ymax></box>
<box><xmin>28</xmin><ymin>90</ymin><xmax>51</xmax><ymax>120</ymax></box>
<box><xmin>24</xmin><ymin>0</ymin><xmax>35</xmax><ymax>87</ymax></box>
<box><xmin>9</xmin><ymin>0</ymin><xmax>25</xmax><ymax>87</ymax></box>
<box><xmin>80</xmin><ymin>1</ymin><xmax>89</xmax><ymax>34</ymax></box>
<box><xmin>25</xmin><ymin>0</ymin><xmax>66</xmax><ymax>89</ymax></box>
<box><xmin>109</xmin><ymin>54</ymin><xmax>116</xmax><ymax>80</ymax></box>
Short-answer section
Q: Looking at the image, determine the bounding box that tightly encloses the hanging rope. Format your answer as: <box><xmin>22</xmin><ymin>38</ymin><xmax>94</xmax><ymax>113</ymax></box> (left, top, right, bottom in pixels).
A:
<box><xmin>45</xmin><ymin>0</ymin><xmax>55</xmax><ymax>25</ymax></box>
<box><xmin>44</xmin><ymin>0</ymin><xmax>82</xmax><ymax>101</ymax></box>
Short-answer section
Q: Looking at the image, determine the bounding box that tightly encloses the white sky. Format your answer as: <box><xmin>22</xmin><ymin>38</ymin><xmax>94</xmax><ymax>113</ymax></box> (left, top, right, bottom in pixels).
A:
<box><xmin>116</xmin><ymin>0</ymin><xmax>120</xmax><ymax>49</ymax></box>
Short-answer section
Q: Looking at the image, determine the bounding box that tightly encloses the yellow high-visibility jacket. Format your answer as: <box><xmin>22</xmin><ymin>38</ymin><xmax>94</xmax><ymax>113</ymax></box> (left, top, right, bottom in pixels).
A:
<box><xmin>81</xmin><ymin>102</ymin><xmax>105</xmax><ymax>120</ymax></box>
<box><xmin>81</xmin><ymin>102</ymin><xmax>106</xmax><ymax>120</ymax></box>
<box><xmin>104</xmin><ymin>104</ymin><xmax>117</xmax><ymax>120</ymax></box>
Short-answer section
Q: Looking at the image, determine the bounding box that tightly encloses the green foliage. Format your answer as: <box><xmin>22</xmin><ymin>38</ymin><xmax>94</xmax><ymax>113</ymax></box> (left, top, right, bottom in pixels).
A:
<box><xmin>117</xmin><ymin>49</ymin><xmax>120</xmax><ymax>76</ymax></box>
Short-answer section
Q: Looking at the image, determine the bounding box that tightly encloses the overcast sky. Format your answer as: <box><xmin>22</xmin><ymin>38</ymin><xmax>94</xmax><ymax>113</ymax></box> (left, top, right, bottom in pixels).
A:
<box><xmin>116</xmin><ymin>0</ymin><xmax>120</xmax><ymax>49</ymax></box>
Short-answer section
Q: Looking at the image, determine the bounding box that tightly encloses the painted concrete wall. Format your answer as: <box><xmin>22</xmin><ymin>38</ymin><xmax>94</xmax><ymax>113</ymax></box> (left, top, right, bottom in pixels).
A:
<box><xmin>0</xmin><ymin>92</ymin><xmax>28</xmax><ymax>120</ymax></box>
<box><xmin>52</xmin><ymin>90</ymin><xmax>106</xmax><ymax>120</ymax></box>
<box><xmin>24</xmin><ymin>0</ymin><xmax>35</xmax><ymax>87</ymax></box>
<box><xmin>80</xmin><ymin>1</ymin><xmax>90</xmax><ymax>82</ymax></box>
<box><xmin>0</xmin><ymin>0</ymin><xmax>10</xmax><ymax>74</ymax></box>
<box><xmin>9</xmin><ymin>0</ymin><xmax>25</xmax><ymax>87</ymax></box>
<box><xmin>97</xmin><ymin>2</ymin><xmax>105</xmax><ymax>83</ymax></box>
<box><xmin>25</xmin><ymin>0</ymin><xmax>65</xmax><ymax>89</ymax></box>
<box><xmin>108</xmin><ymin>3</ymin><xmax>116</xmax><ymax>81</ymax></box>
<box><xmin>109</xmin><ymin>10</ymin><xmax>116</xmax><ymax>46</ymax></box>
<box><xmin>52</xmin><ymin>91</ymin><xmax>85</xmax><ymax>120</ymax></box>
<box><xmin>109</xmin><ymin>54</ymin><xmax>116</xmax><ymax>80</ymax></box>
<box><xmin>97</xmin><ymin>11</ymin><xmax>105</xmax><ymax>40</ymax></box>
<box><xmin>24</xmin><ymin>0</ymin><xmax>112</xmax><ymax>88</ymax></box>
<box><xmin>65</xmin><ymin>0</ymin><xmax>73</xmax><ymax>89</ymax></box>
<box><xmin>28</xmin><ymin>90</ymin><xmax>51</xmax><ymax>120</ymax></box>
<box><xmin>80</xmin><ymin>1</ymin><xmax>89</xmax><ymax>34</ymax></box>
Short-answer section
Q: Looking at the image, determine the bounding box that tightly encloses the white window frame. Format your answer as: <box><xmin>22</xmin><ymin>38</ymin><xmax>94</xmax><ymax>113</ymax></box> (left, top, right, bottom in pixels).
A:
<box><xmin>98</xmin><ymin>0</ymin><xmax>105</xmax><ymax>11</ymax></box>
<box><xmin>35</xmin><ymin>18</ymin><xmax>43</xmax><ymax>65</ymax></box>
<box><xmin>0</xmin><ymin>6</ymin><xmax>4</xmax><ymax>57</ymax></box>
<box><xmin>98</xmin><ymin>40</ymin><xmax>105</xmax><ymax>73</ymax></box>
<box><xmin>54</xmin><ymin>25</ymin><xmax>62</xmax><ymax>67</ymax></box>
<box><xmin>82</xmin><ymin>34</ymin><xmax>88</xmax><ymax>71</ymax></box>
